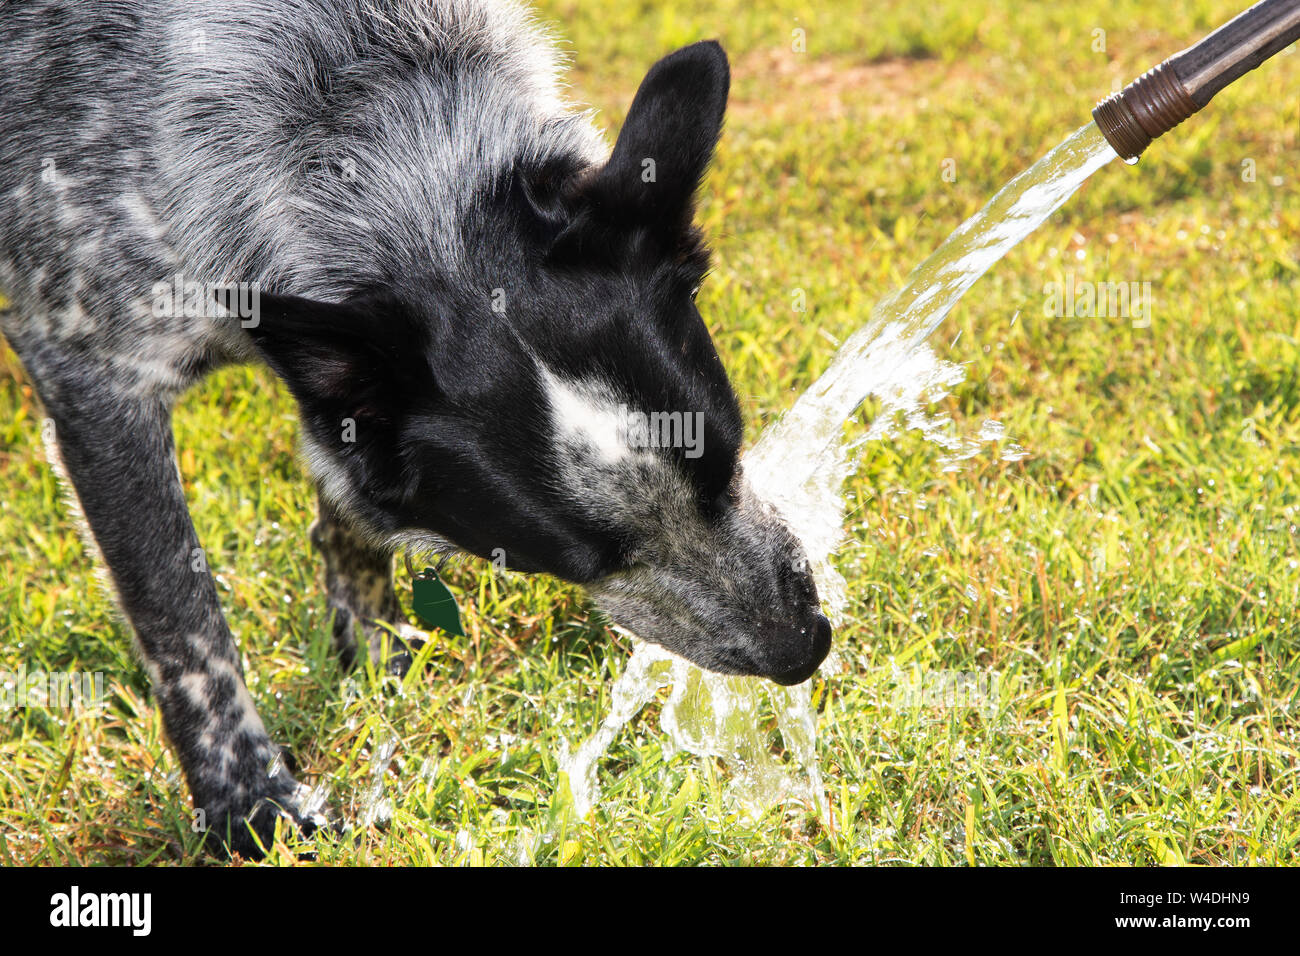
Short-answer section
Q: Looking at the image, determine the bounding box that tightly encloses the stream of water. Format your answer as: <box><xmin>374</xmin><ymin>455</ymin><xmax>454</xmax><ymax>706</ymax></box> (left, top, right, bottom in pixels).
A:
<box><xmin>559</xmin><ymin>123</ymin><xmax>1121</xmax><ymax>820</ymax></box>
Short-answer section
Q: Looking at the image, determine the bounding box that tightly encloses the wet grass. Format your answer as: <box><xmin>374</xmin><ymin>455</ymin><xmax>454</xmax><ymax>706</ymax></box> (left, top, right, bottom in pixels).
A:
<box><xmin>1</xmin><ymin>0</ymin><xmax>1297</xmax><ymax>865</ymax></box>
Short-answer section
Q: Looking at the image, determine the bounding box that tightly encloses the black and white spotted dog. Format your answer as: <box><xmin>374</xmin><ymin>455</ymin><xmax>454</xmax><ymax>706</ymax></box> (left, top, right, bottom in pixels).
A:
<box><xmin>0</xmin><ymin>0</ymin><xmax>832</xmax><ymax>855</ymax></box>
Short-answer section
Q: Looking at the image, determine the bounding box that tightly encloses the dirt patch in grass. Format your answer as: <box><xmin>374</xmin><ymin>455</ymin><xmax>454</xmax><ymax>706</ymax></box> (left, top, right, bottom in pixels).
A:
<box><xmin>729</xmin><ymin>48</ymin><xmax>992</xmax><ymax>122</ymax></box>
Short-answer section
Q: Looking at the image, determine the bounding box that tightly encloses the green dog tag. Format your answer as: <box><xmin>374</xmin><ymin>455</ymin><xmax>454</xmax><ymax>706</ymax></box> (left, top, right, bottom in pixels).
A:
<box><xmin>411</xmin><ymin>567</ymin><xmax>465</xmax><ymax>636</ymax></box>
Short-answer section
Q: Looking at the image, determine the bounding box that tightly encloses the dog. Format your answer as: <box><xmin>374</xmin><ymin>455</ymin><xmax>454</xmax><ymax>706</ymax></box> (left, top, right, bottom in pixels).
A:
<box><xmin>0</xmin><ymin>0</ymin><xmax>832</xmax><ymax>856</ymax></box>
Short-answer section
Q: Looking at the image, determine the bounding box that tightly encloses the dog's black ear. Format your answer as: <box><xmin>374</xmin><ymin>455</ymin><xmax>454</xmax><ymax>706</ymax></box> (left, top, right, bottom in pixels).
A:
<box><xmin>223</xmin><ymin>289</ymin><xmax>433</xmax><ymax>425</ymax></box>
<box><xmin>587</xmin><ymin>40</ymin><xmax>729</xmax><ymax>232</ymax></box>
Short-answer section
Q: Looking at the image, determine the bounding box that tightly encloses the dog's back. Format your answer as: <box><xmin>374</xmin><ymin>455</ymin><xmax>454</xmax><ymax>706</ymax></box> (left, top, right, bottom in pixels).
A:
<box><xmin>0</xmin><ymin>0</ymin><xmax>602</xmax><ymax>393</ymax></box>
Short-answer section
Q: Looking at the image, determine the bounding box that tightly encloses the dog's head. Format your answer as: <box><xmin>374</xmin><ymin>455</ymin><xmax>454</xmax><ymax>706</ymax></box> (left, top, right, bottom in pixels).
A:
<box><xmin>244</xmin><ymin>41</ymin><xmax>831</xmax><ymax>685</ymax></box>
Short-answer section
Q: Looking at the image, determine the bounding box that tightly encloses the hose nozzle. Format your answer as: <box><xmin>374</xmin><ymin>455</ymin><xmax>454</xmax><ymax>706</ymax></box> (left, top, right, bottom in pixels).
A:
<box><xmin>1093</xmin><ymin>0</ymin><xmax>1300</xmax><ymax>161</ymax></box>
<box><xmin>1093</xmin><ymin>63</ymin><xmax>1199</xmax><ymax>161</ymax></box>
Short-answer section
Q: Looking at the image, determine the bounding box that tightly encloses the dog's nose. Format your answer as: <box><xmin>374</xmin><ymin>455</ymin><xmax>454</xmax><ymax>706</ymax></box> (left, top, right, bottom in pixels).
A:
<box><xmin>811</xmin><ymin>613</ymin><xmax>832</xmax><ymax>660</ymax></box>
<box><xmin>766</xmin><ymin>613</ymin><xmax>833</xmax><ymax>686</ymax></box>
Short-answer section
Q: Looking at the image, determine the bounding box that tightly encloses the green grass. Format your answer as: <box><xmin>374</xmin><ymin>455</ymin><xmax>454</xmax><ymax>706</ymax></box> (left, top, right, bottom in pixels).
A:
<box><xmin>2</xmin><ymin>0</ymin><xmax>1298</xmax><ymax>865</ymax></box>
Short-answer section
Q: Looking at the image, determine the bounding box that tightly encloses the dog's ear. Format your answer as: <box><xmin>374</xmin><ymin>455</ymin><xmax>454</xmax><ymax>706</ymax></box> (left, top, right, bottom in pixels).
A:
<box><xmin>583</xmin><ymin>40</ymin><xmax>729</xmax><ymax>234</ymax></box>
<box><xmin>220</xmin><ymin>289</ymin><xmax>433</xmax><ymax>426</ymax></box>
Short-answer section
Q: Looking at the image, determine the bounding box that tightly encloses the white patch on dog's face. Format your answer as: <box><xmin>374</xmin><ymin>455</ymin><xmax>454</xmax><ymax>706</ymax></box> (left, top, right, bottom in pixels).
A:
<box><xmin>538</xmin><ymin>365</ymin><xmax>635</xmax><ymax>467</ymax></box>
<box><xmin>537</xmin><ymin>359</ymin><xmax>709</xmax><ymax>552</ymax></box>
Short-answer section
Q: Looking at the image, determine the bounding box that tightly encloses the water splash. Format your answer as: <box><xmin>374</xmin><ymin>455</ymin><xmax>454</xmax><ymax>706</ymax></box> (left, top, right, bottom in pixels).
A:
<box><xmin>560</xmin><ymin>123</ymin><xmax>1120</xmax><ymax>819</ymax></box>
<box><xmin>559</xmin><ymin>641</ymin><xmax>823</xmax><ymax>818</ymax></box>
<box><xmin>557</xmin><ymin>644</ymin><xmax>665</xmax><ymax>817</ymax></box>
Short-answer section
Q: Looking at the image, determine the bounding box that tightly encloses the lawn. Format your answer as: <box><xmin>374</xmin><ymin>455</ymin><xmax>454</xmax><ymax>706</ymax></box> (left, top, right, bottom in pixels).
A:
<box><xmin>1</xmin><ymin>0</ymin><xmax>1297</xmax><ymax>865</ymax></box>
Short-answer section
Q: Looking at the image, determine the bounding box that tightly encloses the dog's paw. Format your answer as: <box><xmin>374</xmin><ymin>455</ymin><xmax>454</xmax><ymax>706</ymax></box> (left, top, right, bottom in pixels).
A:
<box><xmin>201</xmin><ymin>778</ymin><xmax>337</xmax><ymax>861</ymax></box>
<box><xmin>330</xmin><ymin>604</ymin><xmax>430</xmax><ymax>677</ymax></box>
<box><xmin>337</xmin><ymin>615</ymin><xmax>429</xmax><ymax>677</ymax></box>
<box><xmin>376</xmin><ymin>622</ymin><xmax>428</xmax><ymax>677</ymax></box>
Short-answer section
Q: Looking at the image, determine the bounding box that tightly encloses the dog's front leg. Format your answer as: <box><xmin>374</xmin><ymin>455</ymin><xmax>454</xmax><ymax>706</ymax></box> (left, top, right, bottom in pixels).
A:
<box><xmin>40</xmin><ymin>384</ymin><xmax>327</xmax><ymax>856</ymax></box>
<box><xmin>311</xmin><ymin>494</ymin><xmax>424</xmax><ymax>675</ymax></box>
